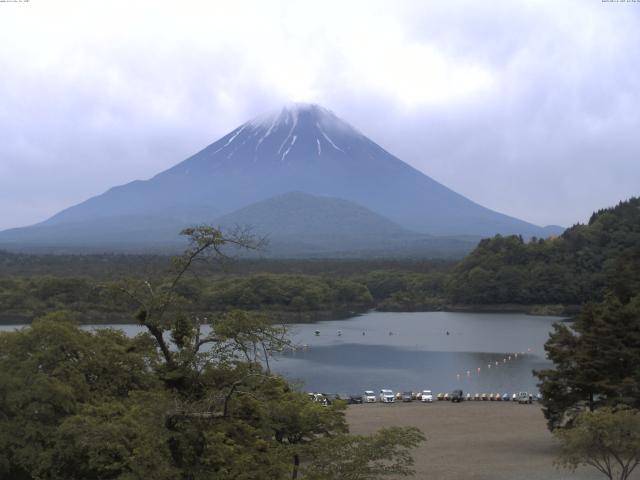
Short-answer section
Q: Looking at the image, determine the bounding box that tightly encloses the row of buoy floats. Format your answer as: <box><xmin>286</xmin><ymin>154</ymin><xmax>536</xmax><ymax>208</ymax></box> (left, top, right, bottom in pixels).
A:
<box><xmin>455</xmin><ymin>349</ymin><xmax>534</xmax><ymax>381</ymax></box>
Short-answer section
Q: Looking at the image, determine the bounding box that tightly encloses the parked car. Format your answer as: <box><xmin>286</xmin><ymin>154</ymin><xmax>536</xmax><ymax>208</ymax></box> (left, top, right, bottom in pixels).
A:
<box><xmin>518</xmin><ymin>392</ymin><xmax>532</xmax><ymax>404</ymax></box>
<box><xmin>481</xmin><ymin>393</ymin><xmax>488</xmax><ymax>401</ymax></box>
<box><xmin>380</xmin><ymin>389</ymin><xmax>395</xmax><ymax>403</ymax></box>
<box><xmin>348</xmin><ymin>394</ymin><xmax>363</xmax><ymax>404</ymax></box>
<box><xmin>502</xmin><ymin>393</ymin><xmax>510</xmax><ymax>401</ymax></box>
<box><xmin>444</xmin><ymin>393</ymin><xmax>450</xmax><ymax>401</ymax></box>
<box><xmin>421</xmin><ymin>390</ymin><xmax>434</xmax><ymax>402</ymax></box>
<box><xmin>437</xmin><ymin>392</ymin><xmax>445</xmax><ymax>401</ymax></box>
<box><xmin>512</xmin><ymin>393</ymin><xmax>518</xmax><ymax>402</ymax></box>
<box><xmin>314</xmin><ymin>394</ymin><xmax>328</xmax><ymax>406</ymax></box>
<box><xmin>474</xmin><ymin>393</ymin><xmax>481</xmax><ymax>401</ymax></box>
<box><xmin>401</xmin><ymin>391</ymin><xmax>413</xmax><ymax>402</ymax></box>
<box><xmin>363</xmin><ymin>390</ymin><xmax>377</xmax><ymax>403</ymax></box>
<box><xmin>450</xmin><ymin>389</ymin><xmax>464</xmax><ymax>403</ymax></box>
<box><xmin>466</xmin><ymin>393</ymin><xmax>473</xmax><ymax>401</ymax></box>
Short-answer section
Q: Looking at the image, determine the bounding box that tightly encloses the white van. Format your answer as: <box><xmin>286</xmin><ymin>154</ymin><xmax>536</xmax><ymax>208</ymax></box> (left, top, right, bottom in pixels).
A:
<box><xmin>363</xmin><ymin>390</ymin><xmax>377</xmax><ymax>403</ymax></box>
<box><xmin>380</xmin><ymin>389</ymin><xmax>395</xmax><ymax>403</ymax></box>
<box><xmin>421</xmin><ymin>390</ymin><xmax>434</xmax><ymax>402</ymax></box>
<box><xmin>517</xmin><ymin>392</ymin><xmax>532</xmax><ymax>404</ymax></box>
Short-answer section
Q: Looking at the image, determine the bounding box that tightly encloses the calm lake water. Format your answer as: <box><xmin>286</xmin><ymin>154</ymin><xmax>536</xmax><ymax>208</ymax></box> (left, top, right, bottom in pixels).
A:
<box><xmin>0</xmin><ymin>311</ymin><xmax>561</xmax><ymax>395</ymax></box>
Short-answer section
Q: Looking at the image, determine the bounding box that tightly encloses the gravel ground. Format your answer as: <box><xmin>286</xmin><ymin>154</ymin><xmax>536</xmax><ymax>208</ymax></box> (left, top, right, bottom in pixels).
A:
<box><xmin>346</xmin><ymin>401</ymin><xmax>637</xmax><ymax>480</ymax></box>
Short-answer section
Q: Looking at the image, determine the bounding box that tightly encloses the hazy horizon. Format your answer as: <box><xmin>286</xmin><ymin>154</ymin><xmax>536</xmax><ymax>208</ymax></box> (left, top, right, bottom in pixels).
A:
<box><xmin>1</xmin><ymin>0</ymin><xmax>639</xmax><ymax>231</ymax></box>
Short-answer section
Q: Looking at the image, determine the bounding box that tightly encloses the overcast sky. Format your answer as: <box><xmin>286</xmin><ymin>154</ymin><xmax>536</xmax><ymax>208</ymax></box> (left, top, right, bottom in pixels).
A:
<box><xmin>1</xmin><ymin>0</ymin><xmax>639</xmax><ymax>231</ymax></box>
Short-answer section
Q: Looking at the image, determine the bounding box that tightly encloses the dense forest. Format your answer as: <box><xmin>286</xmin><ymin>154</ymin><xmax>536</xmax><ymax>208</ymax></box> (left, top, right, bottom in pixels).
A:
<box><xmin>448</xmin><ymin>197</ymin><xmax>640</xmax><ymax>306</ymax></box>
<box><xmin>0</xmin><ymin>243</ymin><xmax>454</xmax><ymax>324</ymax></box>
<box><xmin>1</xmin><ymin>197</ymin><xmax>638</xmax><ymax>324</ymax></box>
<box><xmin>0</xmin><ymin>267</ymin><xmax>450</xmax><ymax>324</ymax></box>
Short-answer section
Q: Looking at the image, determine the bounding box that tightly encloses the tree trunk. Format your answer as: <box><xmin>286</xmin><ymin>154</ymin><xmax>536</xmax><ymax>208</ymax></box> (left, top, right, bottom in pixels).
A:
<box><xmin>291</xmin><ymin>453</ymin><xmax>300</xmax><ymax>480</ymax></box>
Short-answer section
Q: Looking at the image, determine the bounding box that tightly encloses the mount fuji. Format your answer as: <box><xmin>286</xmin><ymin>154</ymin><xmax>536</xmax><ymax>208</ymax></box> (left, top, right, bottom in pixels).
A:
<box><xmin>0</xmin><ymin>103</ymin><xmax>562</xmax><ymax>255</ymax></box>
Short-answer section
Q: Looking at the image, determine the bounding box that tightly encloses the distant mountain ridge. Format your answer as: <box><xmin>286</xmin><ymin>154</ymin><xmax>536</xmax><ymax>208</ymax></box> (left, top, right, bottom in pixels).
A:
<box><xmin>0</xmin><ymin>103</ymin><xmax>563</xmax><ymax>255</ymax></box>
<box><xmin>213</xmin><ymin>192</ymin><xmax>476</xmax><ymax>258</ymax></box>
<box><xmin>216</xmin><ymin>192</ymin><xmax>412</xmax><ymax>239</ymax></box>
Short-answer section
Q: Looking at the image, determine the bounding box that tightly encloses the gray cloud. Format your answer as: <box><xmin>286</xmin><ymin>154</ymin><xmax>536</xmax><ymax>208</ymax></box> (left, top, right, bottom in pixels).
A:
<box><xmin>0</xmin><ymin>0</ymin><xmax>638</xmax><ymax>230</ymax></box>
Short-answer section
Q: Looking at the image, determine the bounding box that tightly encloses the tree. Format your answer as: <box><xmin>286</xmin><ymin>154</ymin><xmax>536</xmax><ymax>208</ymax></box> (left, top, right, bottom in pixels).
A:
<box><xmin>555</xmin><ymin>407</ymin><xmax>640</xmax><ymax>480</ymax></box>
<box><xmin>108</xmin><ymin>225</ymin><xmax>265</xmax><ymax>373</ymax></box>
<box><xmin>536</xmin><ymin>293</ymin><xmax>640</xmax><ymax>430</ymax></box>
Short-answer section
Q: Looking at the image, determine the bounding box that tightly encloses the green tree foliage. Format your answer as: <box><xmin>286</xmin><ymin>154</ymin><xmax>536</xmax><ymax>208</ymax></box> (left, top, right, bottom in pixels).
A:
<box><xmin>0</xmin><ymin>226</ymin><xmax>425</xmax><ymax>479</ymax></box>
<box><xmin>555</xmin><ymin>407</ymin><xmax>640</xmax><ymax>480</ymax></box>
<box><xmin>536</xmin><ymin>294</ymin><xmax>640</xmax><ymax>430</ymax></box>
<box><xmin>0</xmin><ymin>316</ymin><xmax>166</xmax><ymax>480</ymax></box>
<box><xmin>357</xmin><ymin>270</ymin><xmax>447</xmax><ymax>311</ymax></box>
<box><xmin>301</xmin><ymin>426</ymin><xmax>426</xmax><ymax>479</ymax></box>
<box><xmin>448</xmin><ymin>197</ymin><xmax>640</xmax><ymax>306</ymax></box>
<box><xmin>204</xmin><ymin>274</ymin><xmax>373</xmax><ymax>312</ymax></box>
<box><xmin>0</xmin><ymin>267</ymin><xmax>455</xmax><ymax>325</ymax></box>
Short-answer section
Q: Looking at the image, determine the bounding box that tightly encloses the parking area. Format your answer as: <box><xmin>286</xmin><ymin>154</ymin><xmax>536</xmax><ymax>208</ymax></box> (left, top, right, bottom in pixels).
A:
<box><xmin>346</xmin><ymin>402</ymin><xmax>618</xmax><ymax>480</ymax></box>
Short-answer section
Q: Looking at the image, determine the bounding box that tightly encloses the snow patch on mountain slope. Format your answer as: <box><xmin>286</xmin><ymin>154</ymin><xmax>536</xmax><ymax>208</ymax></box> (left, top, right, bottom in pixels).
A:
<box><xmin>212</xmin><ymin>123</ymin><xmax>248</xmax><ymax>155</ymax></box>
<box><xmin>281</xmin><ymin>135</ymin><xmax>297</xmax><ymax>162</ymax></box>
<box><xmin>317</xmin><ymin>122</ymin><xmax>344</xmax><ymax>153</ymax></box>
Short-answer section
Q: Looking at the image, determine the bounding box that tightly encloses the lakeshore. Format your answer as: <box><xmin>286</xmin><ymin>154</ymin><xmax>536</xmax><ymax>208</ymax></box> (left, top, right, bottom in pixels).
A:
<box><xmin>346</xmin><ymin>402</ymin><xmax>632</xmax><ymax>480</ymax></box>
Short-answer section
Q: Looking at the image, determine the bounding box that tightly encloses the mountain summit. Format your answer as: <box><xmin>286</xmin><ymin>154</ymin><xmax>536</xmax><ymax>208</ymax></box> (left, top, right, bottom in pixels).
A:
<box><xmin>0</xmin><ymin>103</ymin><xmax>562</xmax><ymax>254</ymax></box>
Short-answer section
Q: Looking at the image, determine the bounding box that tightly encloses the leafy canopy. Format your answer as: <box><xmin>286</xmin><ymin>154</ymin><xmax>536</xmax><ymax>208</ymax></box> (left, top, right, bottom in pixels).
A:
<box><xmin>0</xmin><ymin>226</ymin><xmax>425</xmax><ymax>480</ymax></box>
<box><xmin>555</xmin><ymin>407</ymin><xmax>640</xmax><ymax>480</ymax></box>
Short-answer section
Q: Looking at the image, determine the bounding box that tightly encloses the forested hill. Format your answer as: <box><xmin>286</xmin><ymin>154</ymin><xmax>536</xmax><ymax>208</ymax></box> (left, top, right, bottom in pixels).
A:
<box><xmin>447</xmin><ymin>197</ymin><xmax>640</xmax><ymax>306</ymax></box>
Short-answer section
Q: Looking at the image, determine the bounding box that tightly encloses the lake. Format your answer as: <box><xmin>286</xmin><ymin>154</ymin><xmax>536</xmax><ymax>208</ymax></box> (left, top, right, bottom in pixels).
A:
<box><xmin>0</xmin><ymin>311</ymin><xmax>561</xmax><ymax>396</ymax></box>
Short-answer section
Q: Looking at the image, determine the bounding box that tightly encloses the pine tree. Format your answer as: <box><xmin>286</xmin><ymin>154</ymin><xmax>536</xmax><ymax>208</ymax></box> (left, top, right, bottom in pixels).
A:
<box><xmin>536</xmin><ymin>293</ymin><xmax>640</xmax><ymax>430</ymax></box>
